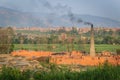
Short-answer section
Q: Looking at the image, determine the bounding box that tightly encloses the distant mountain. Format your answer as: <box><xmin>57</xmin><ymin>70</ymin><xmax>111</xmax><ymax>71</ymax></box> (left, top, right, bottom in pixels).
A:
<box><xmin>0</xmin><ymin>7</ymin><xmax>43</xmax><ymax>27</ymax></box>
<box><xmin>0</xmin><ymin>6</ymin><xmax>120</xmax><ymax>27</ymax></box>
<box><xmin>74</xmin><ymin>15</ymin><xmax>120</xmax><ymax>27</ymax></box>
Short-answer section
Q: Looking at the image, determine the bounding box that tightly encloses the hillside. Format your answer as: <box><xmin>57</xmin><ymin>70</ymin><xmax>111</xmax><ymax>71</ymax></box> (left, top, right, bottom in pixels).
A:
<box><xmin>0</xmin><ymin>7</ymin><xmax>43</xmax><ymax>27</ymax></box>
<box><xmin>0</xmin><ymin>6</ymin><xmax>120</xmax><ymax>27</ymax></box>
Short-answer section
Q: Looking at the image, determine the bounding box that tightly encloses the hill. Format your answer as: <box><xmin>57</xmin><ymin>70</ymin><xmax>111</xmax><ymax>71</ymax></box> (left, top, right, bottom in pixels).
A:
<box><xmin>0</xmin><ymin>6</ymin><xmax>120</xmax><ymax>27</ymax></box>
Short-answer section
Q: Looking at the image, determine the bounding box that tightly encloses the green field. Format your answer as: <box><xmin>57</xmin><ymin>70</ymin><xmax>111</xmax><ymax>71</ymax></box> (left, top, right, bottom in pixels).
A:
<box><xmin>14</xmin><ymin>44</ymin><xmax>120</xmax><ymax>53</ymax></box>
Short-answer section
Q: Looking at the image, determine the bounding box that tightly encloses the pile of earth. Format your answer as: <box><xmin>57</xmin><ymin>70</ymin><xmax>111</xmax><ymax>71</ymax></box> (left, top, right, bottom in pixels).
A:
<box><xmin>0</xmin><ymin>54</ymin><xmax>43</xmax><ymax>71</ymax></box>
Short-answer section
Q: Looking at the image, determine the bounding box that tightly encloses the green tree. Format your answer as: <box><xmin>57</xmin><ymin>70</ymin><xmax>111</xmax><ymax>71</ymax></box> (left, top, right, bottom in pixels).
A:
<box><xmin>0</xmin><ymin>27</ymin><xmax>14</xmax><ymax>54</ymax></box>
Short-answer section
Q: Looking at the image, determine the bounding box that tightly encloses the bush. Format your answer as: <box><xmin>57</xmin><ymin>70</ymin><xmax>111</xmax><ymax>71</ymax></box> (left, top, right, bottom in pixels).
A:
<box><xmin>116</xmin><ymin>49</ymin><xmax>120</xmax><ymax>55</ymax></box>
<box><xmin>0</xmin><ymin>64</ymin><xmax>120</xmax><ymax>80</ymax></box>
<box><xmin>36</xmin><ymin>57</ymin><xmax>50</xmax><ymax>63</ymax></box>
<box><xmin>0</xmin><ymin>66</ymin><xmax>31</xmax><ymax>80</ymax></box>
<box><xmin>33</xmin><ymin>64</ymin><xmax>120</xmax><ymax>80</ymax></box>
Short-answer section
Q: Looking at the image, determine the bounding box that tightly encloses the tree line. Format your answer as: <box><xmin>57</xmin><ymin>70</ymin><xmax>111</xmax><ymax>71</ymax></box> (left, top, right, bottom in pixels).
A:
<box><xmin>0</xmin><ymin>27</ymin><xmax>119</xmax><ymax>53</ymax></box>
<box><xmin>13</xmin><ymin>28</ymin><xmax>120</xmax><ymax>45</ymax></box>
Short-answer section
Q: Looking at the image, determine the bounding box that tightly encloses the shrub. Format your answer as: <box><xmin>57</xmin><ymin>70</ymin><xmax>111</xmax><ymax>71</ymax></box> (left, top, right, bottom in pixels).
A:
<box><xmin>33</xmin><ymin>64</ymin><xmax>120</xmax><ymax>80</ymax></box>
<box><xmin>0</xmin><ymin>64</ymin><xmax>120</xmax><ymax>80</ymax></box>
<box><xmin>116</xmin><ymin>49</ymin><xmax>120</xmax><ymax>55</ymax></box>
<box><xmin>0</xmin><ymin>66</ymin><xmax>31</xmax><ymax>80</ymax></box>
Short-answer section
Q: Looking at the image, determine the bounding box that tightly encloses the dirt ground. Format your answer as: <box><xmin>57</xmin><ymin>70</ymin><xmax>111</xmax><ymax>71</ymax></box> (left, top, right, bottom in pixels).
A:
<box><xmin>11</xmin><ymin>50</ymin><xmax>120</xmax><ymax>66</ymax></box>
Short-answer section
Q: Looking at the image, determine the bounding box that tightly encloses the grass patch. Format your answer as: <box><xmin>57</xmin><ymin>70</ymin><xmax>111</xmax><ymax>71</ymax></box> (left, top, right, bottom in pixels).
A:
<box><xmin>14</xmin><ymin>44</ymin><xmax>120</xmax><ymax>53</ymax></box>
<box><xmin>0</xmin><ymin>64</ymin><xmax>120</xmax><ymax>80</ymax></box>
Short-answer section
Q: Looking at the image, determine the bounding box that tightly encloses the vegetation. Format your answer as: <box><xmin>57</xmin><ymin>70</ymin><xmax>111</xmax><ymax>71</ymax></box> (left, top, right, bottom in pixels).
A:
<box><xmin>14</xmin><ymin>44</ymin><xmax>120</xmax><ymax>53</ymax></box>
<box><xmin>14</xmin><ymin>28</ymin><xmax>120</xmax><ymax>45</ymax></box>
<box><xmin>0</xmin><ymin>27</ymin><xmax>120</xmax><ymax>80</ymax></box>
<box><xmin>0</xmin><ymin>64</ymin><xmax>120</xmax><ymax>80</ymax></box>
<box><xmin>12</xmin><ymin>28</ymin><xmax>120</xmax><ymax>53</ymax></box>
<box><xmin>0</xmin><ymin>27</ymin><xmax>120</xmax><ymax>54</ymax></box>
<box><xmin>116</xmin><ymin>49</ymin><xmax>120</xmax><ymax>55</ymax></box>
<box><xmin>0</xmin><ymin>66</ymin><xmax>31</xmax><ymax>80</ymax></box>
<box><xmin>33</xmin><ymin>64</ymin><xmax>120</xmax><ymax>80</ymax></box>
<box><xmin>0</xmin><ymin>27</ymin><xmax>14</xmax><ymax>54</ymax></box>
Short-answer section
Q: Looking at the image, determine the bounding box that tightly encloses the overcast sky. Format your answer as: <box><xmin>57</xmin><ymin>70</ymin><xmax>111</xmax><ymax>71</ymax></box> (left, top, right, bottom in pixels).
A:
<box><xmin>0</xmin><ymin>0</ymin><xmax>120</xmax><ymax>21</ymax></box>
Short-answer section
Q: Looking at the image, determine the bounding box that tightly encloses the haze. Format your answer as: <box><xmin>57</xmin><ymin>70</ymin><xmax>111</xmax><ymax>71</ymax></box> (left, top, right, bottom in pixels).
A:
<box><xmin>0</xmin><ymin>0</ymin><xmax>120</xmax><ymax>22</ymax></box>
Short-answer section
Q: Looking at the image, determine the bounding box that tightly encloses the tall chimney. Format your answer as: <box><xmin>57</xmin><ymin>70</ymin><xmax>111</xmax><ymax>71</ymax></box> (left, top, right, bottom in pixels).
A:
<box><xmin>90</xmin><ymin>24</ymin><xmax>95</xmax><ymax>57</ymax></box>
